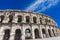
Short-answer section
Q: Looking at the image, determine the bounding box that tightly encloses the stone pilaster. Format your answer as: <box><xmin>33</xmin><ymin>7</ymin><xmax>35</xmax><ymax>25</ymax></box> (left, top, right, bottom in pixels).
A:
<box><xmin>22</xmin><ymin>13</ymin><xmax>25</xmax><ymax>23</ymax></box>
<box><xmin>9</xmin><ymin>33</ymin><xmax>15</xmax><ymax>40</ymax></box>
<box><xmin>45</xmin><ymin>26</ymin><xmax>49</xmax><ymax>38</ymax></box>
<box><xmin>0</xmin><ymin>31</ymin><xmax>4</xmax><ymax>40</ymax></box>
<box><xmin>32</xmin><ymin>25</ymin><xmax>35</xmax><ymax>40</ymax></box>
<box><xmin>0</xmin><ymin>35</ymin><xmax>4</xmax><ymax>40</ymax></box>
<box><xmin>21</xmin><ymin>25</ymin><xmax>25</xmax><ymax>40</ymax></box>
<box><xmin>12</xmin><ymin>16</ymin><xmax>18</xmax><ymax>23</ymax></box>
<box><xmin>50</xmin><ymin>29</ymin><xmax>54</xmax><ymax>37</ymax></box>
<box><xmin>30</xmin><ymin>14</ymin><xmax>33</xmax><ymax>23</ymax></box>
<box><xmin>40</xmin><ymin>25</ymin><xmax>43</xmax><ymax>38</ymax></box>
<box><xmin>53</xmin><ymin>28</ymin><xmax>56</xmax><ymax>36</ymax></box>
<box><xmin>9</xmin><ymin>27</ymin><xmax>15</xmax><ymax>40</ymax></box>
<box><xmin>0</xmin><ymin>27</ymin><xmax>4</xmax><ymax>40</ymax></box>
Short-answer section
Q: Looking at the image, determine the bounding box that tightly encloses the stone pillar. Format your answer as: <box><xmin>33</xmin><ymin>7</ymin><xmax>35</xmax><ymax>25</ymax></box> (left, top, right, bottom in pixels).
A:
<box><xmin>49</xmin><ymin>26</ymin><xmax>52</xmax><ymax>37</ymax></box>
<box><xmin>31</xmin><ymin>25</ymin><xmax>35</xmax><ymax>40</ymax></box>
<box><xmin>55</xmin><ymin>29</ymin><xmax>58</xmax><ymax>36</ymax></box>
<box><xmin>50</xmin><ymin>28</ymin><xmax>54</xmax><ymax>37</ymax></box>
<box><xmin>53</xmin><ymin>28</ymin><xmax>56</xmax><ymax>37</ymax></box>
<box><xmin>21</xmin><ymin>25</ymin><xmax>25</xmax><ymax>40</ymax></box>
<box><xmin>39</xmin><ymin>25</ymin><xmax>43</xmax><ymax>38</ymax></box>
<box><xmin>37</xmin><ymin>15</ymin><xmax>40</xmax><ymax>24</ymax></box>
<box><xmin>45</xmin><ymin>26</ymin><xmax>49</xmax><ymax>38</ymax></box>
<box><xmin>53</xmin><ymin>28</ymin><xmax>55</xmax><ymax>36</ymax></box>
<box><xmin>22</xmin><ymin>13</ymin><xmax>25</xmax><ymax>23</ymax></box>
<box><xmin>30</xmin><ymin>14</ymin><xmax>33</xmax><ymax>23</ymax></box>
<box><xmin>30</xmin><ymin>18</ymin><xmax>33</xmax><ymax>23</ymax></box>
<box><xmin>12</xmin><ymin>15</ymin><xmax>18</xmax><ymax>23</ymax></box>
<box><xmin>0</xmin><ymin>35</ymin><xmax>4</xmax><ymax>40</ymax></box>
<box><xmin>9</xmin><ymin>27</ymin><xmax>15</xmax><ymax>40</ymax></box>
<box><xmin>57</xmin><ymin>29</ymin><xmax>59</xmax><ymax>36</ymax></box>
<box><xmin>2</xmin><ymin>16</ymin><xmax>9</xmax><ymax>23</ymax></box>
<box><xmin>0</xmin><ymin>27</ymin><xmax>4</xmax><ymax>40</ymax></box>
<box><xmin>9</xmin><ymin>33</ymin><xmax>15</xmax><ymax>40</ymax></box>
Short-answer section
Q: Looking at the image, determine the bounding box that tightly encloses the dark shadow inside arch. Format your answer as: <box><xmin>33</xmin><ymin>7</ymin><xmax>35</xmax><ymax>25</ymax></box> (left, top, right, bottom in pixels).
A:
<box><xmin>48</xmin><ymin>29</ymin><xmax>52</xmax><ymax>37</ymax></box>
<box><xmin>40</xmin><ymin>18</ymin><xmax>42</xmax><ymax>24</ymax></box>
<box><xmin>3</xmin><ymin>29</ymin><xmax>10</xmax><ymax>40</ymax></box>
<box><xmin>52</xmin><ymin>29</ymin><xmax>55</xmax><ymax>36</ymax></box>
<box><xmin>42</xmin><ymin>29</ymin><xmax>46</xmax><ymax>34</ymax></box>
<box><xmin>25</xmin><ymin>29</ymin><xmax>32</xmax><ymax>39</ymax></box>
<box><xmin>14</xmin><ymin>29</ymin><xmax>21</xmax><ymax>40</ymax></box>
<box><xmin>17</xmin><ymin>15</ymin><xmax>22</xmax><ymax>23</ymax></box>
<box><xmin>26</xmin><ymin>16</ymin><xmax>30</xmax><ymax>23</ymax></box>
<box><xmin>33</xmin><ymin>17</ymin><xmax>37</xmax><ymax>23</ymax></box>
<box><xmin>34</xmin><ymin>29</ymin><xmax>40</xmax><ymax>38</ymax></box>
<box><xmin>42</xmin><ymin>29</ymin><xmax>46</xmax><ymax>38</ymax></box>
<box><xmin>9</xmin><ymin>15</ymin><xmax>13</xmax><ymax>23</ymax></box>
<box><xmin>0</xmin><ymin>15</ymin><xmax>4</xmax><ymax>23</ymax></box>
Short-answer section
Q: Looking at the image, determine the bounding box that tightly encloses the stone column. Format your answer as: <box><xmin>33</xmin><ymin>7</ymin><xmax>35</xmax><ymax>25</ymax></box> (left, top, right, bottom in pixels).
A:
<box><xmin>30</xmin><ymin>14</ymin><xmax>33</xmax><ymax>23</ymax></box>
<box><xmin>0</xmin><ymin>35</ymin><xmax>4</xmax><ymax>40</ymax></box>
<box><xmin>57</xmin><ymin>29</ymin><xmax>59</xmax><ymax>36</ymax></box>
<box><xmin>53</xmin><ymin>28</ymin><xmax>56</xmax><ymax>37</ymax></box>
<box><xmin>53</xmin><ymin>28</ymin><xmax>56</xmax><ymax>36</ymax></box>
<box><xmin>21</xmin><ymin>25</ymin><xmax>25</xmax><ymax>40</ymax></box>
<box><xmin>31</xmin><ymin>25</ymin><xmax>35</xmax><ymax>40</ymax></box>
<box><xmin>39</xmin><ymin>25</ymin><xmax>43</xmax><ymax>38</ymax></box>
<box><xmin>22</xmin><ymin>13</ymin><xmax>25</xmax><ymax>23</ymax></box>
<box><xmin>9</xmin><ymin>27</ymin><xmax>15</xmax><ymax>40</ymax></box>
<box><xmin>55</xmin><ymin>29</ymin><xmax>58</xmax><ymax>36</ymax></box>
<box><xmin>2</xmin><ymin>16</ymin><xmax>9</xmax><ymax>23</ymax></box>
<box><xmin>37</xmin><ymin>15</ymin><xmax>40</xmax><ymax>24</ymax></box>
<box><xmin>12</xmin><ymin>15</ymin><xmax>18</xmax><ymax>23</ymax></box>
<box><xmin>45</xmin><ymin>26</ymin><xmax>49</xmax><ymax>38</ymax></box>
<box><xmin>9</xmin><ymin>32</ymin><xmax>15</xmax><ymax>40</ymax></box>
<box><xmin>50</xmin><ymin>28</ymin><xmax>54</xmax><ymax>37</ymax></box>
<box><xmin>0</xmin><ymin>27</ymin><xmax>4</xmax><ymax>40</ymax></box>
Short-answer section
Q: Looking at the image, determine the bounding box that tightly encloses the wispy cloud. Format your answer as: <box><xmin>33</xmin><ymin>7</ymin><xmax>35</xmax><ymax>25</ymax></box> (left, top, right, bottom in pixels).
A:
<box><xmin>25</xmin><ymin>0</ymin><xmax>59</xmax><ymax>12</ymax></box>
<box><xmin>25</xmin><ymin>0</ymin><xmax>44</xmax><ymax>11</ymax></box>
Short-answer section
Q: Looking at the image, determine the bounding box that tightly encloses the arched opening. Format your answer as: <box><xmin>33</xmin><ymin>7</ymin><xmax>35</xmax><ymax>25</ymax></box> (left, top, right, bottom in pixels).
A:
<box><xmin>0</xmin><ymin>15</ymin><xmax>4</xmax><ymax>23</ymax></box>
<box><xmin>40</xmin><ymin>18</ymin><xmax>42</xmax><ymax>24</ymax></box>
<box><xmin>34</xmin><ymin>29</ymin><xmax>40</xmax><ymax>38</ymax></box>
<box><xmin>48</xmin><ymin>29</ymin><xmax>52</xmax><ymax>37</ymax></box>
<box><xmin>8</xmin><ymin>15</ymin><xmax>13</xmax><ymax>23</ymax></box>
<box><xmin>3</xmin><ymin>29</ymin><xmax>10</xmax><ymax>40</ymax></box>
<box><xmin>42</xmin><ymin>29</ymin><xmax>46</xmax><ymax>38</ymax></box>
<box><xmin>25</xmin><ymin>29</ymin><xmax>32</xmax><ymax>39</ymax></box>
<box><xmin>48</xmin><ymin>20</ymin><xmax>51</xmax><ymax>23</ymax></box>
<box><xmin>14</xmin><ymin>29</ymin><xmax>21</xmax><ymax>40</ymax></box>
<box><xmin>26</xmin><ymin>16</ymin><xmax>30</xmax><ymax>23</ymax></box>
<box><xmin>17</xmin><ymin>15</ymin><xmax>22</xmax><ymax>23</ymax></box>
<box><xmin>52</xmin><ymin>29</ymin><xmax>55</xmax><ymax>36</ymax></box>
<box><xmin>33</xmin><ymin>17</ymin><xmax>37</xmax><ymax>23</ymax></box>
<box><xmin>45</xmin><ymin>19</ymin><xmax>48</xmax><ymax>24</ymax></box>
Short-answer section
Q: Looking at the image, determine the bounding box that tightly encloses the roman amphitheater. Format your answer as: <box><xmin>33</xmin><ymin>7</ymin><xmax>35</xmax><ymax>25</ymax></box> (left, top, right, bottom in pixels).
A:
<box><xmin>0</xmin><ymin>10</ymin><xmax>60</xmax><ymax>40</ymax></box>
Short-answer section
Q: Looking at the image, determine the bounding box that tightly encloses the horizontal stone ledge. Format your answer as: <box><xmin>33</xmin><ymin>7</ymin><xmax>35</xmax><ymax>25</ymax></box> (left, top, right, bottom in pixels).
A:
<box><xmin>25</xmin><ymin>36</ymin><xmax>60</xmax><ymax>40</ymax></box>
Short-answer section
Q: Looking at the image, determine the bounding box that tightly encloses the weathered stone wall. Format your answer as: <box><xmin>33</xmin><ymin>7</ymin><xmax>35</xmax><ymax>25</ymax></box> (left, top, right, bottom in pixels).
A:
<box><xmin>0</xmin><ymin>10</ymin><xmax>60</xmax><ymax>40</ymax></box>
<box><xmin>26</xmin><ymin>36</ymin><xmax>60</xmax><ymax>40</ymax></box>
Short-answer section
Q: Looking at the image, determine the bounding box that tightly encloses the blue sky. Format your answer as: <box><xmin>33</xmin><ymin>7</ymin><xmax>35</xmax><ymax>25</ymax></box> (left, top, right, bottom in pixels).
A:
<box><xmin>0</xmin><ymin>0</ymin><xmax>60</xmax><ymax>28</ymax></box>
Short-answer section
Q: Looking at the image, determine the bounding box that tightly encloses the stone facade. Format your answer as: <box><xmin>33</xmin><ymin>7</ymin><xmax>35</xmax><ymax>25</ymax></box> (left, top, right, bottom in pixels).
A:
<box><xmin>0</xmin><ymin>10</ymin><xmax>60</xmax><ymax>40</ymax></box>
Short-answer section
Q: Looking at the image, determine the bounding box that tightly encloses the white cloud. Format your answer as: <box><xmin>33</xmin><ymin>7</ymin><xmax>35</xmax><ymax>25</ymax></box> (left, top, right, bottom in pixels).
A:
<box><xmin>25</xmin><ymin>0</ymin><xmax>59</xmax><ymax>12</ymax></box>
<box><xmin>25</xmin><ymin>0</ymin><xmax>44</xmax><ymax>11</ymax></box>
